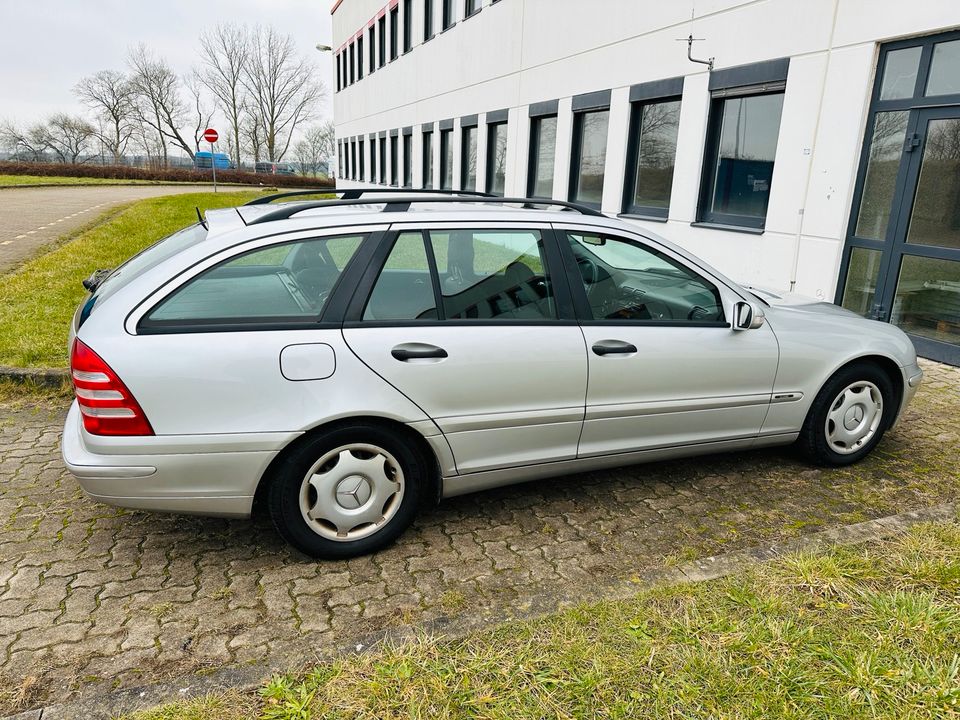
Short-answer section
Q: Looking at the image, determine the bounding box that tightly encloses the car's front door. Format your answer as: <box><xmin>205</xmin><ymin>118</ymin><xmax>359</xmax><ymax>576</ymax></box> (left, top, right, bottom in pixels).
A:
<box><xmin>556</xmin><ymin>226</ymin><xmax>780</xmax><ymax>458</ymax></box>
<box><xmin>342</xmin><ymin>224</ymin><xmax>588</xmax><ymax>474</ymax></box>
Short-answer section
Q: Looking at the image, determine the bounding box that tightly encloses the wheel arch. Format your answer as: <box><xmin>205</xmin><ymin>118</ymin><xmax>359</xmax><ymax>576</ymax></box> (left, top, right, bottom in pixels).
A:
<box><xmin>813</xmin><ymin>353</ymin><xmax>905</xmax><ymax>427</ymax></box>
<box><xmin>252</xmin><ymin>415</ymin><xmax>443</xmax><ymax>518</ymax></box>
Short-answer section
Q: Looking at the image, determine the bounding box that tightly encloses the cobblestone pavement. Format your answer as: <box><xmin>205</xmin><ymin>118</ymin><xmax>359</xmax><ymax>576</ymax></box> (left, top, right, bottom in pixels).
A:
<box><xmin>0</xmin><ymin>185</ymin><xmax>223</xmax><ymax>273</ymax></box>
<box><xmin>1</xmin><ymin>359</ymin><xmax>958</xmax><ymax>713</ymax></box>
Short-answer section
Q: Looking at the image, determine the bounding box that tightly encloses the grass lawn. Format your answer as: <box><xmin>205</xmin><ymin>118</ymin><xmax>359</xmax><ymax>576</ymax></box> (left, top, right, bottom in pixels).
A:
<box><xmin>0</xmin><ymin>190</ymin><xmax>264</xmax><ymax>367</ymax></box>
<box><xmin>128</xmin><ymin>519</ymin><xmax>960</xmax><ymax>720</ymax></box>
<box><xmin>0</xmin><ymin>174</ymin><xmax>277</xmax><ymax>187</ymax></box>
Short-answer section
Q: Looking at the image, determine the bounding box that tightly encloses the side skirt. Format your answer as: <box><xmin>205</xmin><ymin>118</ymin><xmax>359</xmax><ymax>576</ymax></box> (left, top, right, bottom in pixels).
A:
<box><xmin>441</xmin><ymin>433</ymin><xmax>799</xmax><ymax>498</ymax></box>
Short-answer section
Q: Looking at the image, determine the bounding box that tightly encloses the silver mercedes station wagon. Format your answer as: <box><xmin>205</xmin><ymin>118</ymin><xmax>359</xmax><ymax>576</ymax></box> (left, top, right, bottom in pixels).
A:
<box><xmin>62</xmin><ymin>190</ymin><xmax>923</xmax><ymax>558</ymax></box>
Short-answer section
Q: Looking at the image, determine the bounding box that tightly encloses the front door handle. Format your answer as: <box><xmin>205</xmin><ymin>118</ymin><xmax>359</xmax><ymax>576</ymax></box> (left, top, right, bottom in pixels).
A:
<box><xmin>391</xmin><ymin>342</ymin><xmax>449</xmax><ymax>361</ymax></box>
<box><xmin>591</xmin><ymin>339</ymin><xmax>638</xmax><ymax>356</ymax></box>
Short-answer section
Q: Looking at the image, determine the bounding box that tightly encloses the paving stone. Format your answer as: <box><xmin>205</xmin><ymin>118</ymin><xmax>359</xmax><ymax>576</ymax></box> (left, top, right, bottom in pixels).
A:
<box><xmin>0</xmin><ymin>359</ymin><xmax>958</xmax><ymax>715</ymax></box>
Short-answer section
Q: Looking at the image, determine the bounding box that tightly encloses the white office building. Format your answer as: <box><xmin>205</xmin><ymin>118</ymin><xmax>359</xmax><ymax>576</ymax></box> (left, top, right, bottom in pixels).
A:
<box><xmin>330</xmin><ymin>0</ymin><xmax>960</xmax><ymax>364</ymax></box>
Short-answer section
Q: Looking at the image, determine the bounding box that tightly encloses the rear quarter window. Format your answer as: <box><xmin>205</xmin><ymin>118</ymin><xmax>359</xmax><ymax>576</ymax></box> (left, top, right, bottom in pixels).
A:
<box><xmin>139</xmin><ymin>234</ymin><xmax>365</xmax><ymax>331</ymax></box>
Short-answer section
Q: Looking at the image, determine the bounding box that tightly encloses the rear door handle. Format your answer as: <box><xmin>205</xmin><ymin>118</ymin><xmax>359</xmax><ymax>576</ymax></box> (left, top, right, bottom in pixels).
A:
<box><xmin>591</xmin><ymin>339</ymin><xmax>638</xmax><ymax>356</ymax></box>
<box><xmin>391</xmin><ymin>342</ymin><xmax>449</xmax><ymax>361</ymax></box>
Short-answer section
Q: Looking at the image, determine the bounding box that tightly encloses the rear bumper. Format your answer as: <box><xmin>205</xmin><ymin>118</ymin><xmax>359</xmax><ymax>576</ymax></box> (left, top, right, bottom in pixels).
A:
<box><xmin>61</xmin><ymin>402</ymin><xmax>287</xmax><ymax>518</ymax></box>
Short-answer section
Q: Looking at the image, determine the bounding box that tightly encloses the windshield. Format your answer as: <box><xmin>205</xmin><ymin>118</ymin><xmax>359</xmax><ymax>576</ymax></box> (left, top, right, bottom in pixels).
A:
<box><xmin>85</xmin><ymin>223</ymin><xmax>208</xmax><ymax>313</ymax></box>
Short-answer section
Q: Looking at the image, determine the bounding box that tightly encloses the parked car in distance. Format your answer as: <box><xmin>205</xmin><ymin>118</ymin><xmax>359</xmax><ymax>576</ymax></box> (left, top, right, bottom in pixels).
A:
<box><xmin>193</xmin><ymin>151</ymin><xmax>231</xmax><ymax>170</ymax></box>
<box><xmin>62</xmin><ymin>190</ymin><xmax>923</xmax><ymax>558</ymax></box>
<box><xmin>255</xmin><ymin>161</ymin><xmax>297</xmax><ymax>176</ymax></box>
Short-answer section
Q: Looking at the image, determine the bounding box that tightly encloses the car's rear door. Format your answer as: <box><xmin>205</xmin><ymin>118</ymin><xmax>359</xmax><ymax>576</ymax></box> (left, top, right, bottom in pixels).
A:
<box><xmin>555</xmin><ymin>224</ymin><xmax>780</xmax><ymax>457</ymax></box>
<box><xmin>342</xmin><ymin>222</ymin><xmax>588</xmax><ymax>474</ymax></box>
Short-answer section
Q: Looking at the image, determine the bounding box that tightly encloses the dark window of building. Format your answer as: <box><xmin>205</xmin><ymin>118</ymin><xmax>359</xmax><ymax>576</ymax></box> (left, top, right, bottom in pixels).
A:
<box><xmin>390</xmin><ymin>6</ymin><xmax>399</xmax><ymax>60</ymax></box>
<box><xmin>359</xmin><ymin>139</ymin><xmax>366</xmax><ymax>181</ymax></box>
<box><xmin>422</xmin><ymin>128</ymin><xmax>434</xmax><ymax>189</ymax></box>
<box><xmin>403</xmin><ymin>132</ymin><xmax>412</xmax><ymax>187</ymax></box>
<box><xmin>461</xmin><ymin>125</ymin><xmax>477</xmax><ymax>191</ymax></box>
<box><xmin>699</xmin><ymin>90</ymin><xmax>784</xmax><ymax>228</ymax></box>
<box><xmin>527</xmin><ymin>115</ymin><xmax>557</xmax><ymax>198</ymax></box>
<box><xmin>439</xmin><ymin>128</ymin><xmax>453</xmax><ymax>190</ymax></box>
<box><xmin>403</xmin><ymin>0</ymin><xmax>413</xmax><ymax>52</ymax></box>
<box><xmin>465</xmin><ymin>0</ymin><xmax>479</xmax><ymax>18</ymax></box>
<box><xmin>378</xmin><ymin>15</ymin><xmax>386</xmax><ymax>67</ymax></box>
<box><xmin>351</xmin><ymin>139</ymin><xmax>357</xmax><ymax>180</ymax></box>
<box><xmin>356</xmin><ymin>36</ymin><xmax>364</xmax><ymax>79</ymax></box>
<box><xmin>390</xmin><ymin>135</ymin><xmax>399</xmax><ymax>186</ymax></box>
<box><xmin>424</xmin><ymin>0</ymin><xmax>434</xmax><ymax>41</ymax></box>
<box><xmin>442</xmin><ymin>0</ymin><xmax>455</xmax><ymax>30</ymax></box>
<box><xmin>569</xmin><ymin>109</ymin><xmax>609</xmax><ymax>207</ymax></box>
<box><xmin>335</xmin><ymin>53</ymin><xmax>341</xmax><ymax>91</ymax></box>
<box><xmin>379</xmin><ymin>137</ymin><xmax>387</xmax><ymax>184</ymax></box>
<box><xmin>623</xmin><ymin>97</ymin><xmax>682</xmax><ymax>217</ymax></box>
<box><xmin>368</xmin><ymin>26</ymin><xmax>376</xmax><ymax>73</ymax></box>
<box><xmin>348</xmin><ymin>42</ymin><xmax>355</xmax><ymax>85</ymax></box>
<box><xmin>486</xmin><ymin>121</ymin><xmax>507</xmax><ymax>195</ymax></box>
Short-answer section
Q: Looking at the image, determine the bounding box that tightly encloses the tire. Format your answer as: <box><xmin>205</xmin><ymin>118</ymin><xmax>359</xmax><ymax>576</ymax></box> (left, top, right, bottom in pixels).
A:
<box><xmin>267</xmin><ymin>422</ymin><xmax>424</xmax><ymax>559</ymax></box>
<box><xmin>797</xmin><ymin>361</ymin><xmax>894</xmax><ymax>466</ymax></box>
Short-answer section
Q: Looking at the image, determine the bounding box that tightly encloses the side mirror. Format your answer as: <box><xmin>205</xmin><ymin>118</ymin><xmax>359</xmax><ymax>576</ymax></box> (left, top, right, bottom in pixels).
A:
<box><xmin>733</xmin><ymin>301</ymin><xmax>765</xmax><ymax>330</ymax></box>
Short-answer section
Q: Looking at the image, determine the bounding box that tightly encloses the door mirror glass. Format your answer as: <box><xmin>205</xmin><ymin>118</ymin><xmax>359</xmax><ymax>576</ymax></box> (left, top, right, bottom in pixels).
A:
<box><xmin>733</xmin><ymin>301</ymin><xmax>764</xmax><ymax>330</ymax></box>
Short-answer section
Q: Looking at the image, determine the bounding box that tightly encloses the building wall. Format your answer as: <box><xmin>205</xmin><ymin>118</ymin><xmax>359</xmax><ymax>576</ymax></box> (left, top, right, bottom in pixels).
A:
<box><xmin>330</xmin><ymin>0</ymin><xmax>960</xmax><ymax>299</ymax></box>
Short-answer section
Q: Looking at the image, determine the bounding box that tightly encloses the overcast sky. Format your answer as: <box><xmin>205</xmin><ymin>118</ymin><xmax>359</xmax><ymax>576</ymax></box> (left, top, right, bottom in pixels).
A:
<box><xmin>0</xmin><ymin>0</ymin><xmax>334</xmax><ymax>124</ymax></box>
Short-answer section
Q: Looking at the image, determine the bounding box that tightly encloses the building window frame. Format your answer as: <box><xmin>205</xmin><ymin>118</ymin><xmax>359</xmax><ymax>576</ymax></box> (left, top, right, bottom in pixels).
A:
<box><xmin>460</xmin><ymin>115</ymin><xmax>478</xmax><ymax>191</ymax></box>
<box><xmin>390</xmin><ymin>131</ymin><xmax>399</xmax><ymax>186</ymax></box>
<box><xmin>485</xmin><ymin>109</ymin><xmax>509</xmax><ymax>196</ymax></box>
<box><xmin>335</xmin><ymin>52</ymin><xmax>341</xmax><ymax>91</ymax></box>
<box><xmin>439</xmin><ymin>121</ymin><xmax>454</xmax><ymax>190</ymax></box>
<box><xmin>424</xmin><ymin>0</ymin><xmax>434</xmax><ymax>41</ymax></box>
<box><xmin>568</xmin><ymin>90</ymin><xmax>612</xmax><ymax>210</ymax></box>
<box><xmin>378</xmin><ymin>14</ymin><xmax>387</xmax><ymax>68</ymax></box>
<box><xmin>464</xmin><ymin>0</ymin><xmax>480</xmax><ymax>19</ymax></box>
<box><xmin>696</xmin><ymin>58</ymin><xmax>789</xmax><ymax>231</ymax></box>
<box><xmin>402</xmin><ymin>127</ymin><xmax>413</xmax><ymax>187</ymax></box>
<box><xmin>402</xmin><ymin>0</ymin><xmax>413</xmax><ymax>53</ymax></box>
<box><xmin>368</xmin><ymin>25</ymin><xmax>375</xmax><ymax>74</ymax></box>
<box><xmin>442</xmin><ymin>0</ymin><xmax>455</xmax><ymax>30</ymax></box>
<box><xmin>422</xmin><ymin>126</ymin><xmax>434</xmax><ymax>189</ymax></box>
<box><xmin>348</xmin><ymin>42</ymin><xmax>355</xmax><ymax>85</ymax></box>
<box><xmin>389</xmin><ymin>5</ymin><xmax>399</xmax><ymax>61</ymax></box>
<box><xmin>356</xmin><ymin>36</ymin><xmax>364</xmax><ymax>80</ymax></box>
<box><xmin>621</xmin><ymin>77</ymin><xmax>684</xmax><ymax>219</ymax></box>
<box><xmin>527</xmin><ymin>99</ymin><xmax>559</xmax><ymax>199</ymax></box>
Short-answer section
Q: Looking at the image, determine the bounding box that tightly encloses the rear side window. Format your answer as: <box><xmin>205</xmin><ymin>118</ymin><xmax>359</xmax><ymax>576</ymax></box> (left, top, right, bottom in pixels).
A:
<box><xmin>140</xmin><ymin>234</ymin><xmax>364</xmax><ymax>331</ymax></box>
<box><xmin>362</xmin><ymin>229</ymin><xmax>557</xmax><ymax>321</ymax></box>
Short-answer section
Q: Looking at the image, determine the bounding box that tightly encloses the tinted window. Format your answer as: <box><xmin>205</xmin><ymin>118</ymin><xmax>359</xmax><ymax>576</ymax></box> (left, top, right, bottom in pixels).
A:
<box><xmin>486</xmin><ymin>122</ymin><xmax>507</xmax><ymax>195</ymax></box>
<box><xmin>461</xmin><ymin>125</ymin><xmax>477</xmax><ymax>191</ymax></box>
<box><xmin>528</xmin><ymin>115</ymin><xmax>557</xmax><ymax>199</ymax></box>
<box><xmin>364</xmin><ymin>232</ymin><xmax>437</xmax><ymax>321</ymax></box>
<box><xmin>566</xmin><ymin>232</ymin><xmax>724</xmax><ymax>323</ymax></box>
<box><xmin>429</xmin><ymin>230</ymin><xmax>556</xmax><ymax>320</ymax></box>
<box><xmin>143</xmin><ymin>235</ymin><xmax>364</xmax><ymax>327</ymax></box>
<box><xmin>624</xmin><ymin>99</ymin><xmax>681</xmax><ymax>215</ymax></box>
<box><xmin>440</xmin><ymin>128</ymin><xmax>453</xmax><ymax>190</ymax></box>
<box><xmin>570</xmin><ymin>109</ymin><xmax>609</xmax><ymax>206</ymax></box>
<box><xmin>422</xmin><ymin>129</ymin><xmax>434</xmax><ymax>189</ymax></box>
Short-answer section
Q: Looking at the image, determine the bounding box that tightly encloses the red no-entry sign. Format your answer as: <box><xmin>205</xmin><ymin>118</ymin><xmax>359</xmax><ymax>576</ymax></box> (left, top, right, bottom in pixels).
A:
<box><xmin>202</xmin><ymin>128</ymin><xmax>219</xmax><ymax>143</ymax></box>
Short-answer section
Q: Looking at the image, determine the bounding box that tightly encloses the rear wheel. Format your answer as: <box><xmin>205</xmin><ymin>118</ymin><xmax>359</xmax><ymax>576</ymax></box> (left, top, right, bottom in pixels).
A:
<box><xmin>797</xmin><ymin>362</ymin><xmax>894</xmax><ymax>466</ymax></box>
<box><xmin>268</xmin><ymin>423</ymin><xmax>423</xmax><ymax>558</ymax></box>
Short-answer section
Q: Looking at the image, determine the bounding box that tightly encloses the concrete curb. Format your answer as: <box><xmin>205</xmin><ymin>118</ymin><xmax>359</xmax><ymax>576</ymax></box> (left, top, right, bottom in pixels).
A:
<box><xmin>8</xmin><ymin>501</ymin><xmax>956</xmax><ymax>720</ymax></box>
<box><xmin>0</xmin><ymin>366</ymin><xmax>69</xmax><ymax>388</ymax></box>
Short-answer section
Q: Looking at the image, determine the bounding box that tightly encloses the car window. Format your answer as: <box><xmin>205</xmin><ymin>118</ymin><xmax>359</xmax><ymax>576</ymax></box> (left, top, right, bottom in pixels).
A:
<box><xmin>142</xmin><ymin>234</ymin><xmax>364</xmax><ymax>327</ymax></box>
<box><xmin>430</xmin><ymin>229</ymin><xmax>556</xmax><ymax>320</ymax></box>
<box><xmin>363</xmin><ymin>232</ymin><xmax>438</xmax><ymax>321</ymax></box>
<box><xmin>566</xmin><ymin>232</ymin><xmax>725</xmax><ymax>323</ymax></box>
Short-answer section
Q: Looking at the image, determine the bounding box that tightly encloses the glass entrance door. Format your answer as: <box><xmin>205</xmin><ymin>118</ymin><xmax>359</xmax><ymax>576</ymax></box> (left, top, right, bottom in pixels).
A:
<box><xmin>839</xmin><ymin>32</ymin><xmax>960</xmax><ymax>365</ymax></box>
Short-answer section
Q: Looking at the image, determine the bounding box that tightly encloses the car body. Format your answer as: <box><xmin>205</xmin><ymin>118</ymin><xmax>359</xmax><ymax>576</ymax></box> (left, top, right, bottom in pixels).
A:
<box><xmin>255</xmin><ymin>161</ymin><xmax>297</xmax><ymax>176</ymax></box>
<box><xmin>62</xmin><ymin>191</ymin><xmax>923</xmax><ymax>557</ymax></box>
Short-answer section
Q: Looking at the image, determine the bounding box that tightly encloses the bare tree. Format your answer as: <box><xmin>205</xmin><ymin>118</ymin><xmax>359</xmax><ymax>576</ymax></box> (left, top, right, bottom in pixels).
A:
<box><xmin>0</xmin><ymin>120</ymin><xmax>47</xmax><ymax>161</ymax></box>
<box><xmin>127</xmin><ymin>44</ymin><xmax>197</xmax><ymax>164</ymax></box>
<box><xmin>198</xmin><ymin>23</ymin><xmax>248</xmax><ymax>166</ymax></box>
<box><xmin>243</xmin><ymin>26</ymin><xmax>324</xmax><ymax>162</ymax></box>
<box><xmin>241</xmin><ymin>102</ymin><xmax>264</xmax><ymax>164</ymax></box>
<box><xmin>293</xmin><ymin>121</ymin><xmax>335</xmax><ymax>176</ymax></box>
<box><xmin>74</xmin><ymin>70</ymin><xmax>137</xmax><ymax>163</ymax></box>
<box><xmin>41</xmin><ymin>114</ymin><xmax>96</xmax><ymax>164</ymax></box>
<box><xmin>185</xmin><ymin>75</ymin><xmax>216</xmax><ymax>156</ymax></box>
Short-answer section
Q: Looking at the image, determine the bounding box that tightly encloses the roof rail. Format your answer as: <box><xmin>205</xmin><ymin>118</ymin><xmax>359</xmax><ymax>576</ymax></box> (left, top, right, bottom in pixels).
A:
<box><xmin>246</xmin><ymin>196</ymin><xmax>606</xmax><ymax>225</ymax></box>
<box><xmin>244</xmin><ymin>188</ymin><xmax>496</xmax><ymax>206</ymax></box>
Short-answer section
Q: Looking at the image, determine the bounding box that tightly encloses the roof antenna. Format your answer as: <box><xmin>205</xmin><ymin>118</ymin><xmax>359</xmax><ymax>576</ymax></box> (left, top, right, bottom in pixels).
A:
<box><xmin>234</xmin><ymin>207</ymin><xmax>249</xmax><ymax>226</ymax></box>
<box><xmin>195</xmin><ymin>207</ymin><xmax>208</xmax><ymax>230</ymax></box>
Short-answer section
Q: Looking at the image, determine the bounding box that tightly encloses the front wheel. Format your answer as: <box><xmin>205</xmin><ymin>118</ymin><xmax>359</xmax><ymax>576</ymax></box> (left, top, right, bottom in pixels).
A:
<box><xmin>267</xmin><ymin>423</ymin><xmax>424</xmax><ymax>559</ymax></box>
<box><xmin>797</xmin><ymin>362</ymin><xmax>894</xmax><ymax>466</ymax></box>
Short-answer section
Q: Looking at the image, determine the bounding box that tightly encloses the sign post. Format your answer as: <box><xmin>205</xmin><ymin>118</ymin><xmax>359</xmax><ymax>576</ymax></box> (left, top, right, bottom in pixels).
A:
<box><xmin>202</xmin><ymin>128</ymin><xmax>219</xmax><ymax>192</ymax></box>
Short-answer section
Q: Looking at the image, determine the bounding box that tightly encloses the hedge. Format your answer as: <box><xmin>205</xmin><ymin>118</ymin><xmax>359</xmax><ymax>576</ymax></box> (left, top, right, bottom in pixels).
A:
<box><xmin>0</xmin><ymin>161</ymin><xmax>334</xmax><ymax>188</ymax></box>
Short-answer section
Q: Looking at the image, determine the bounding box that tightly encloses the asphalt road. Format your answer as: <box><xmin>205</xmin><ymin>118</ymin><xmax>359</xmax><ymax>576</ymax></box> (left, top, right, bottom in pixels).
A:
<box><xmin>0</xmin><ymin>185</ymin><xmax>224</xmax><ymax>274</ymax></box>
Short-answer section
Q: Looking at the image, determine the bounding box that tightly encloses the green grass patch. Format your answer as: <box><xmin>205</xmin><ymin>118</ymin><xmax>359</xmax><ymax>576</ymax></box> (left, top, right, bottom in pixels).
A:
<box><xmin>0</xmin><ymin>191</ymin><xmax>262</xmax><ymax>367</ymax></box>
<box><xmin>0</xmin><ymin>174</ymin><xmax>167</xmax><ymax>187</ymax></box>
<box><xmin>128</xmin><ymin>519</ymin><xmax>960</xmax><ymax>720</ymax></box>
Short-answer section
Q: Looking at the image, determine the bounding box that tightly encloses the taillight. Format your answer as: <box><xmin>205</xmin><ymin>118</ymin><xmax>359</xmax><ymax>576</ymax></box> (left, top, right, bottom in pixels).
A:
<box><xmin>70</xmin><ymin>339</ymin><xmax>154</xmax><ymax>436</ymax></box>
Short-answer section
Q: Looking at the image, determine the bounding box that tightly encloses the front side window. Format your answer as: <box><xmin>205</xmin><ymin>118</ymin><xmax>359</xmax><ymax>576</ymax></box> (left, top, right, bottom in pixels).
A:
<box><xmin>569</xmin><ymin>109</ymin><xmax>609</xmax><ymax>207</ymax></box>
<box><xmin>486</xmin><ymin>121</ymin><xmax>507</xmax><ymax>195</ymax></box>
<box><xmin>700</xmin><ymin>91</ymin><xmax>784</xmax><ymax>228</ymax></box>
<box><xmin>422</xmin><ymin>129</ymin><xmax>434</xmax><ymax>188</ymax></box>
<box><xmin>623</xmin><ymin>98</ymin><xmax>681</xmax><ymax>216</ymax></box>
<box><xmin>461</xmin><ymin>125</ymin><xmax>477</xmax><ymax>191</ymax></box>
<box><xmin>528</xmin><ymin>115</ymin><xmax>557</xmax><ymax>198</ymax></box>
<box><xmin>565</xmin><ymin>232</ymin><xmax>725</xmax><ymax>324</ymax></box>
<box><xmin>143</xmin><ymin>235</ymin><xmax>365</xmax><ymax>329</ymax></box>
<box><xmin>440</xmin><ymin>128</ymin><xmax>453</xmax><ymax>190</ymax></box>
